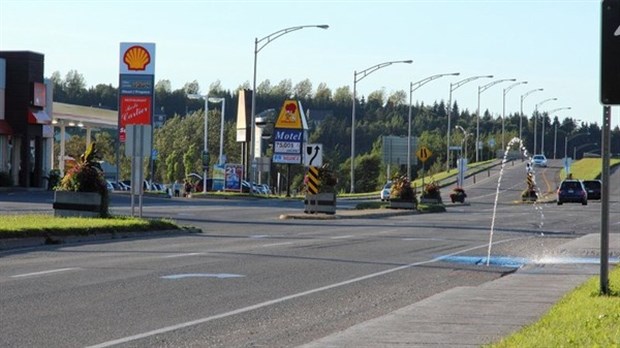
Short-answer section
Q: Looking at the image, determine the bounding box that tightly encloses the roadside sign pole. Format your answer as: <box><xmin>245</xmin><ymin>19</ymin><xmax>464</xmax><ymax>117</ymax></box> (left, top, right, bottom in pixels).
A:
<box><xmin>600</xmin><ymin>106</ymin><xmax>611</xmax><ymax>295</ymax></box>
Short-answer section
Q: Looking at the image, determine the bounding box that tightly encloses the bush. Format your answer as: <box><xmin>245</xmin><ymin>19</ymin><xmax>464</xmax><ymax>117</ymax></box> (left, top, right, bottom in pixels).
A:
<box><xmin>389</xmin><ymin>174</ymin><xmax>416</xmax><ymax>202</ymax></box>
<box><xmin>56</xmin><ymin>143</ymin><xmax>109</xmax><ymax>217</ymax></box>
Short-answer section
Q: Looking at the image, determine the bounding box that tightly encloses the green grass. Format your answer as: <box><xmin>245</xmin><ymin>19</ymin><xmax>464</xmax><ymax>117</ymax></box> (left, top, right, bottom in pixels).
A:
<box><xmin>0</xmin><ymin>215</ymin><xmax>182</xmax><ymax>239</ymax></box>
<box><xmin>488</xmin><ymin>265</ymin><xmax>620</xmax><ymax>347</ymax></box>
<box><xmin>559</xmin><ymin>158</ymin><xmax>620</xmax><ymax>181</ymax></box>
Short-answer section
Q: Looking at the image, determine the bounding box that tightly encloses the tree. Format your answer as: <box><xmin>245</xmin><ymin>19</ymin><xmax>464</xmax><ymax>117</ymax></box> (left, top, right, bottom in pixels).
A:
<box><xmin>183</xmin><ymin>80</ymin><xmax>200</xmax><ymax>95</ymax></box>
<box><xmin>155</xmin><ymin>79</ymin><xmax>172</xmax><ymax>94</ymax></box>
<box><xmin>293</xmin><ymin>79</ymin><xmax>313</xmax><ymax>100</ymax></box>
<box><xmin>64</xmin><ymin>70</ymin><xmax>86</xmax><ymax>102</ymax></box>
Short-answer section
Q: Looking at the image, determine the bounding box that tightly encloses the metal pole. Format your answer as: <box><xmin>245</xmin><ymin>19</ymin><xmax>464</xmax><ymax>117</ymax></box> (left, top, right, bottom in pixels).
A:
<box><xmin>219</xmin><ymin>99</ymin><xmax>225</xmax><ymax>164</ymax></box>
<box><xmin>502</xmin><ymin>91</ymin><xmax>506</xmax><ymax>150</ymax></box>
<box><xmin>446</xmin><ymin>85</ymin><xmax>453</xmax><ymax>171</ymax></box>
<box><xmin>250</xmin><ymin>37</ymin><xmax>258</xmax><ymax>183</ymax></box>
<box><xmin>553</xmin><ymin>124</ymin><xmax>557</xmax><ymax>160</ymax></box>
<box><xmin>350</xmin><ymin>72</ymin><xmax>357</xmax><ymax>193</ymax></box>
<box><xmin>476</xmin><ymin>87</ymin><xmax>481</xmax><ymax>163</ymax></box>
<box><xmin>600</xmin><ymin>105</ymin><xmax>610</xmax><ymax>295</ymax></box>
<box><xmin>203</xmin><ymin>98</ymin><xmax>208</xmax><ymax>193</ymax></box>
<box><xmin>407</xmin><ymin>82</ymin><xmax>413</xmax><ymax>180</ymax></box>
<box><xmin>534</xmin><ymin>106</ymin><xmax>538</xmax><ymax>154</ymax></box>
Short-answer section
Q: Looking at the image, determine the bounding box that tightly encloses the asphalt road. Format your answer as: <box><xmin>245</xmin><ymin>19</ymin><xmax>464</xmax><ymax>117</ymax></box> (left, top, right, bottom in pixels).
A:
<box><xmin>0</xmin><ymin>160</ymin><xmax>617</xmax><ymax>347</ymax></box>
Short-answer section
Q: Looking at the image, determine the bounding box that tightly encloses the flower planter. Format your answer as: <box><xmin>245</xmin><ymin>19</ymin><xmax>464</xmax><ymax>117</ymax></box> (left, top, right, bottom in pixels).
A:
<box><xmin>304</xmin><ymin>192</ymin><xmax>336</xmax><ymax>215</ymax></box>
<box><xmin>420</xmin><ymin>197</ymin><xmax>442</xmax><ymax>204</ymax></box>
<box><xmin>450</xmin><ymin>193</ymin><xmax>466</xmax><ymax>203</ymax></box>
<box><xmin>53</xmin><ymin>191</ymin><xmax>103</xmax><ymax>218</ymax></box>
<box><xmin>522</xmin><ymin>190</ymin><xmax>538</xmax><ymax>202</ymax></box>
<box><xmin>389</xmin><ymin>199</ymin><xmax>416</xmax><ymax>210</ymax></box>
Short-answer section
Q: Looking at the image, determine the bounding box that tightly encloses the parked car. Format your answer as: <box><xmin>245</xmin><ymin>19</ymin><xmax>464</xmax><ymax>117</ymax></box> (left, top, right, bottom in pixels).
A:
<box><xmin>557</xmin><ymin>179</ymin><xmax>587</xmax><ymax>205</ymax></box>
<box><xmin>380</xmin><ymin>181</ymin><xmax>392</xmax><ymax>201</ymax></box>
<box><xmin>582</xmin><ymin>180</ymin><xmax>602</xmax><ymax>200</ymax></box>
<box><xmin>532</xmin><ymin>154</ymin><xmax>547</xmax><ymax>167</ymax></box>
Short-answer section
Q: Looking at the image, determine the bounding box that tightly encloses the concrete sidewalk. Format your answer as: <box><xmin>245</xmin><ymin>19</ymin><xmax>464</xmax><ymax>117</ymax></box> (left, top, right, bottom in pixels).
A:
<box><xmin>299</xmin><ymin>233</ymin><xmax>618</xmax><ymax>347</ymax></box>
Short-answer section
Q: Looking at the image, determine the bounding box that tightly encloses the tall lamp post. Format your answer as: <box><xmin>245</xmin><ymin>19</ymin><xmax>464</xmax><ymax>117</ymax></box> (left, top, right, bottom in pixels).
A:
<box><xmin>250</xmin><ymin>24</ymin><xmax>329</xmax><ymax>182</ymax></box>
<box><xmin>533</xmin><ymin>98</ymin><xmax>557</xmax><ymax>155</ymax></box>
<box><xmin>502</xmin><ymin>81</ymin><xmax>527</xmax><ymax>150</ymax></box>
<box><xmin>187</xmin><ymin>93</ymin><xmax>211</xmax><ymax>193</ymax></box>
<box><xmin>407</xmin><ymin>72</ymin><xmax>459</xmax><ymax>180</ymax></box>
<box><xmin>541</xmin><ymin>106</ymin><xmax>570</xmax><ymax>157</ymax></box>
<box><xmin>476</xmin><ymin>78</ymin><xmax>515</xmax><ymax>162</ymax></box>
<box><xmin>565</xmin><ymin>131</ymin><xmax>589</xmax><ymax>160</ymax></box>
<box><xmin>208</xmin><ymin>97</ymin><xmax>226</xmax><ymax>164</ymax></box>
<box><xmin>446</xmin><ymin>75</ymin><xmax>493</xmax><ymax>171</ymax></box>
<box><xmin>519</xmin><ymin>88</ymin><xmax>543</xmax><ymax>142</ymax></box>
<box><xmin>350</xmin><ymin>59</ymin><xmax>413</xmax><ymax>193</ymax></box>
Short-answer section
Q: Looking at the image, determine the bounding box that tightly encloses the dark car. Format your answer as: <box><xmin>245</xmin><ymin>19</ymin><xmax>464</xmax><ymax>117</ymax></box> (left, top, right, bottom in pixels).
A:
<box><xmin>582</xmin><ymin>180</ymin><xmax>602</xmax><ymax>200</ymax></box>
<box><xmin>557</xmin><ymin>179</ymin><xmax>587</xmax><ymax>205</ymax></box>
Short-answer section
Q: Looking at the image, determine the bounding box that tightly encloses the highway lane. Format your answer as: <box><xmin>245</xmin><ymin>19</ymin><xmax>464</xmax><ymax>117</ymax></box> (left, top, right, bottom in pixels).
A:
<box><xmin>0</xmin><ymin>165</ymin><xmax>617</xmax><ymax>347</ymax></box>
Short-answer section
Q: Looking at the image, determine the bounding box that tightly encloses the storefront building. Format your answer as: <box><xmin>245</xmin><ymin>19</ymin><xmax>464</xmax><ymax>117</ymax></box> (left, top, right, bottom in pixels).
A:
<box><xmin>0</xmin><ymin>51</ymin><xmax>53</xmax><ymax>188</ymax></box>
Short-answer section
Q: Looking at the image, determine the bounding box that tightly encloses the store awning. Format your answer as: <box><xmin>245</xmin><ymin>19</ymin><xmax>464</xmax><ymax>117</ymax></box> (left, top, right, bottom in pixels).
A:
<box><xmin>0</xmin><ymin>120</ymin><xmax>13</xmax><ymax>134</ymax></box>
<box><xmin>28</xmin><ymin>109</ymin><xmax>52</xmax><ymax>125</ymax></box>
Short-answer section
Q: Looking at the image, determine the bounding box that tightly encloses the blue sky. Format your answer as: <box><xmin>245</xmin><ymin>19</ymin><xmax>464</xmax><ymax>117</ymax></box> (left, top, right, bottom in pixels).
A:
<box><xmin>1</xmin><ymin>0</ymin><xmax>614</xmax><ymax>127</ymax></box>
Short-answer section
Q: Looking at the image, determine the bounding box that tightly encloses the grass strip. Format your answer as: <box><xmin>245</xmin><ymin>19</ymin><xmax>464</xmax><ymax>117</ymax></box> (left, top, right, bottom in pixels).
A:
<box><xmin>488</xmin><ymin>265</ymin><xmax>620</xmax><ymax>347</ymax></box>
<box><xmin>0</xmin><ymin>214</ymin><xmax>180</xmax><ymax>239</ymax></box>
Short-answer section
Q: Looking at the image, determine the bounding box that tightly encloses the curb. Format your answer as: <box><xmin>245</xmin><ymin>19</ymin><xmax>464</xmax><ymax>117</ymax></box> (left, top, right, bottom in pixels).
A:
<box><xmin>0</xmin><ymin>228</ymin><xmax>201</xmax><ymax>251</ymax></box>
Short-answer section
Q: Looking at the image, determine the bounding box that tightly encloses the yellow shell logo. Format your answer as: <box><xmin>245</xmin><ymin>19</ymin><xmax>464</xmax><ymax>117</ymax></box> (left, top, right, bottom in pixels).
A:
<box><xmin>123</xmin><ymin>46</ymin><xmax>151</xmax><ymax>71</ymax></box>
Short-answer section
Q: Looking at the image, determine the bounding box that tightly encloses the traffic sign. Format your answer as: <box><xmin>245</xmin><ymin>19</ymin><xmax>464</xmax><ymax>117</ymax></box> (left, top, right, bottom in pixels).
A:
<box><xmin>304</xmin><ymin>144</ymin><xmax>323</xmax><ymax>166</ymax></box>
<box><xmin>601</xmin><ymin>0</ymin><xmax>620</xmax><ymax>104</ymax></box>
<box><xmin>416</xmin><ymin>146</ymin><xmax>432</xmax><ymax>162</ymax></box>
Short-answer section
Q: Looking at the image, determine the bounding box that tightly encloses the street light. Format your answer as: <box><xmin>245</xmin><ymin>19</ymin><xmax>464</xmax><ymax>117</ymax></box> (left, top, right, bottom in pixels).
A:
<box><xmin>446</xmin><ymin>75</ymin><xmax>493</xmax><ymax>171</ymax></box>
<box><xmin>208</xmin><ymin>97</ymin><xmax>226</xmax><ymax>165</ymax></box>
<box><xmin>455</xmin><ymin>125</ymin><xmax>470</xmax><ymax>160</ymax></box>
<box><xmin>350</xmin><ymin>59</ymin><xmax>413</xmax><ymax>193</ymax></box>
<box><xmin>565</xmin><ymin>131</ymin><xmax>590</xmax><ymax>160</ymax></box>
<box><xmin>502</xmin><ymin>81</ymin><xmax>527</xmax><ymax>150</ymax></box>
<box><xmin>519</xmin><ymin>88</ymin><xmax>543</xmax><ymax>142</ymax></box>
<box><xmin>573</xmin><ymin>143</ymin><xmax>598</xmax><ymax>160</ymax></box>
<box><xmin>250</xmin><ymin>24</ymin><xmax>329</xmax><ymax>182</ymax></box>
<box><xmin>407</xmin><ymin>72</ymin><xmax>459</xmax><ymax>180</ymax></box>
<box><xmin>541</xmin><ymin>106</ymin><xmax>571</xmax><ymax>157</ymax></box>
<box><xmin>533</xmin><ymin>97</ymin><xmax>557</xmax><ymax>154</ymax></box>
<box><xmin>476</xmin><ymin>78</ymin><xmax>515</xmax><ymax>162</ymax></box>
<box><xmin>187</xmin><ymin>93</ymin><xmax>210</xmax><ymax>193</ymax></box>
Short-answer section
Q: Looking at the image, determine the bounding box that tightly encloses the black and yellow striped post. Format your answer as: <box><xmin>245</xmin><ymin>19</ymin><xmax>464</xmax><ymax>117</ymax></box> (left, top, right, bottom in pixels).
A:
<box><xmin>307</xmin><ymin>166</ymin><xmax>320</xmax><ymax>195</ymax></box>
<box><xmin>526</xmin><ymin>172</ymin><xmax>535</xmax><ymax>190</ymax></box>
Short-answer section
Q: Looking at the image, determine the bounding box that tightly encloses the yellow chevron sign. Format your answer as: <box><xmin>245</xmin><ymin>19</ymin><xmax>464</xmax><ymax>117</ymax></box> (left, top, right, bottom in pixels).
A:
<box><xmin>416</xmin><ymin>146</ymin><xmax>432</xmax><ymax>162</ymax></box>
<box><xmin>307</xmin><ymin>166</ymin><xmax>320</xmax><ymax>195</ymax></box>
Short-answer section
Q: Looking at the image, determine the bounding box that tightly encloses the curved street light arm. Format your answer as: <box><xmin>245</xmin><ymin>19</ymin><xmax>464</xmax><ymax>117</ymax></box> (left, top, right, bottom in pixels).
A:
<box><xmin>535</xmin><ymin>97</ymin><xmax>558</xmax><ymax>110</ymax></box>
<box><xmin>479</xmin><ymin>78</ymin><xmax>515</xmax><ymax>93</ymax></box>
<box><xmin>355</xmin><ymin>60</ymin><xmax>413</xmax><ymax>83</ymax></box>
<box><xmin>504</xmin><ymin>81</ymin><xmax>528</xmax><ymax>96</ymax></box>
<box><xmin>410</xmin><ymin>72</ymin><xmax>459</xmax><ymax>93</ymax></box>
<box><xmin>255</xmin><ymin>24</ymin><xmax>329</xmax><ymax>53</ymax></box>
<box><xmin>546</xmin><ymin>106</ymin><xmax>572</xmax><ymax>115</ymax></box>
<box><xmin>452</xmin><ymin>75</ymin><xmax>493</xmax><ymax>92</ymax></box>
<box><xmin>521</xmin><ymin>88</ymin><xmax>543</xmax><ymax>103</ymax></box>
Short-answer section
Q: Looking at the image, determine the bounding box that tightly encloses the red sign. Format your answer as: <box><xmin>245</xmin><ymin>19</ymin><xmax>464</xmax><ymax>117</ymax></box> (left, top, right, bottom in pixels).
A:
<box><xmin>120</xmin><ymin>96</ymin><xmax>151</xmax><ymax>126</ymax></box>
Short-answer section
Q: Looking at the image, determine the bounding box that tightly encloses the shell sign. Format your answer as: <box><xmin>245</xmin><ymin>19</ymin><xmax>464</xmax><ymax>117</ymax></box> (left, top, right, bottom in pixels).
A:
<box><xmin>119</xmin><ymin>42</ymin><xmax>155</xmax><ymax>75</ymax></box>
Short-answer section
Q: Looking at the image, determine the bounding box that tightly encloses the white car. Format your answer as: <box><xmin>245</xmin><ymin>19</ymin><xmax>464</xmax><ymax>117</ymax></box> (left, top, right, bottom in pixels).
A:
<box><xmin>380</xmin><ymin>182</ymin><xmax>392</xmax><ymax>201</ymax></box>
<box><xmin>532</xmin><ymin>154</ymin><xmax>547</xmax><ymax>167</ymax></box>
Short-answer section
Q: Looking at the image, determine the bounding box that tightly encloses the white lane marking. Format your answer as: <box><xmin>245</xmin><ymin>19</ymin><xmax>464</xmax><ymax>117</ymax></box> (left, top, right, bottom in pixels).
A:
<box><xmin>160</xmin><ymin>273</ymin><xmax>244</xmax><ymax>280</ymax></box>
<box><xmin>330</xmin><ymin>235</ymin><xmax>353</xmax><ymax>239</ymax></box>
<box><xmin>85</xmin><ymin>237</ymin><xmax>524</xmax><ymax>348</ymax></box>
<box><xmin>250</xmin><ymin>235</ymin><xmax>270</xmax><ymax>239</ymax></box>
<box><xmin>161</xmin><ymin>253</ymin><xmax>204</xmax><ymax>259</ymax></box>
<box><xmin>402</xmin><ymin>238</ymin><xmax>449</xmax><ymax>242</ymax></box>
<box><xmin>11</xmin><ymin>268</ymin><xmax>80</xmax><ymax>278</ymax></box>
<box><xmin>262</xmin><ymin>242</ymin><xmax>293</xmax><ymax>248</ymax></box>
